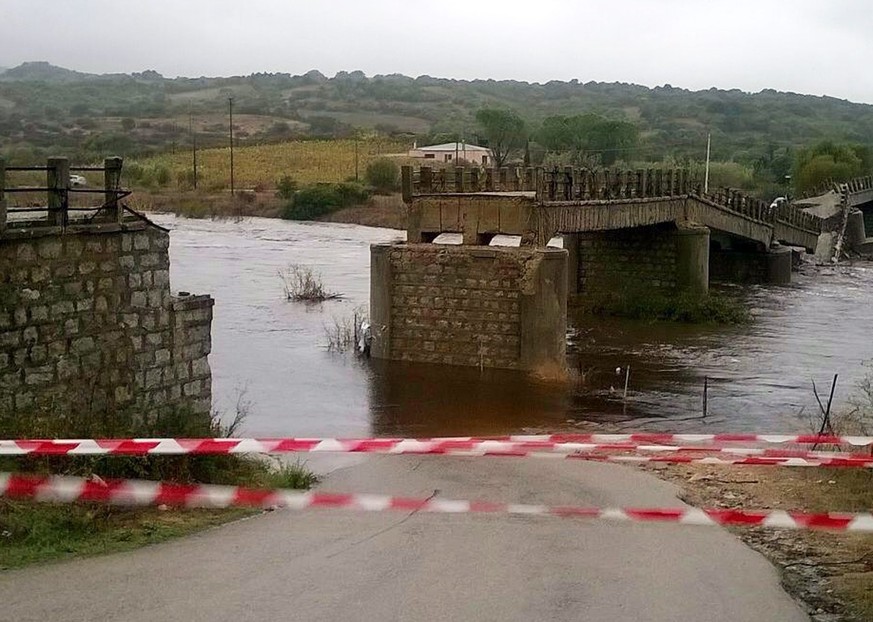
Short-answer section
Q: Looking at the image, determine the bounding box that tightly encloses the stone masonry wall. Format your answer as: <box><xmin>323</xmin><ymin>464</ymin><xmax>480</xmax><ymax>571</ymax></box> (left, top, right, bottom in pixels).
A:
<box><xmin>577</xmin><ymin>223</ymin><xmax>679</xmax><ymax>296</ymax></box>
<box><xmin>387</xmin><ymin>245</ymin><xmax>522</xmax><ymax>368</ymax></box>
<box><xmin>0</xmin><ymin>222</ymin><xmax>213</xmax><ymax>419</ymax></box>
<box><xmin>709</xmin><ymin>249</ymin><xmax>767</xmax><ymax>283</ymax></box>
<box><xmin>371</xmin><ymin>244</ymin><xmax>567</xmax><ymax>372</ymax></box>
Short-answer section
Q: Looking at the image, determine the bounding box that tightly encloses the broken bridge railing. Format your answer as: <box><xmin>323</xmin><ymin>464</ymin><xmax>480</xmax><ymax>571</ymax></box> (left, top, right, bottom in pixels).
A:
<box><xmin>402</xmin><ymin>165</ymin><xmax>823</xmax><ymax>234</ymax></box>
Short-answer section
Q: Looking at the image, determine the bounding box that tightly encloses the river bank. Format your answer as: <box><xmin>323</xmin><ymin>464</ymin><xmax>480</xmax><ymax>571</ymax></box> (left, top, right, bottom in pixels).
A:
<box><xmin>134</xmin><ymin>189</ymin><xmax>406</xmax><ymax>229</ymax></box>
<box><xmin>649</xmin><ymin>463</ymin><xmax>873</xmax><ymax>621</ymax></box>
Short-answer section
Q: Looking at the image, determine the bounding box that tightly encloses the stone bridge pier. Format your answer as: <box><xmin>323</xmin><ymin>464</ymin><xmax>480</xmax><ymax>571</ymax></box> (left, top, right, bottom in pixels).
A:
<box><xmin>370</xmin><ymin>243</ymin><xmax>568</xmax><ymax>375</ymax></box>
<box><xmin>564</xmin><ymin>223</ymin><xmax>792</xmax><ymax>299</ymax></box>
<box><xmin>563</xmin><ymin>221</ymin><xmax>710</xmax><ymax>299</ymax></box>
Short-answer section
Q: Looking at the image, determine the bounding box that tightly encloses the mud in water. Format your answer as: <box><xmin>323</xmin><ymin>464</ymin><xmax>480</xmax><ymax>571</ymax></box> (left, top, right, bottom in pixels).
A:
<box><xmin>153</xmin><ymin>214</ymin><xmax>873</xmax><ymax>438</ymax></box>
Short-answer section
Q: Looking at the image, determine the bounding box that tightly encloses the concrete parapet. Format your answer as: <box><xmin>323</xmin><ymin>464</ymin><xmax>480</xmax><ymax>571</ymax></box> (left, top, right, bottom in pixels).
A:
<box><xmin>370</xmin><ymin>243</ymin><xmax>567</xmax><ymax>373</ymax></box>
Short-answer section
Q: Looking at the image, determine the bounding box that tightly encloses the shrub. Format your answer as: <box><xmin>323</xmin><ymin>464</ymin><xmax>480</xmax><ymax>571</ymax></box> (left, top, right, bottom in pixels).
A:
<box><xmin>281</xmin><ymin>182</ymin><xmax>369</xmax><ymax>220</ymax></box>
<box><xmin>580</xmin><ymin>289</ymin><xmax>750</xmax><ymax>324</ymax></box>
<box><xmin>365</xmin><ymin>158</ymin><xmax>400</xmax><ymax>194</ymax></box>
<box><xmin>275</xmin><ymin>175</ymin><xmax>298</xmax><ymax>200</ymax></box>
<box><xmin>279</xmin><ymin>264</ymin><xmax>339</xmax><ymax>301</ymax></box>
<box><xmin>154</xmin><ymin>165</ymin><xmax>171</xmax><ymax>187</ymax></box>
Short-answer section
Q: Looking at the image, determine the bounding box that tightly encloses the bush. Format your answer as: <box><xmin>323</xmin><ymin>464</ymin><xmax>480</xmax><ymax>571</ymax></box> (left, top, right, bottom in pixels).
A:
<box><xmin>275</xmin><ymin>175</ymin><xmax>298</xmax><ymax>200</ymax></box>
<box><xmin>580</xmin><ymin>289</ymin><xmax>750</xmax><ymax>324</ymax></box>
<box><xmin>154</xmin><ymin>165</ymin><xmax>171</xmax><ymax>187</ymax></box>
<box><xmin>281</xmin><ymin>182</ymin><xmax>369</xmax><ymax>220</ymax></box>
<box><xmin>279</xmin><ymin>264</ymin><xmax>339</xmax><ymax>301</ymax></box>
<box><xmin>365</xmin><ymin>158</ymin><xmax>400</xmax><ymax>194</ymax></box>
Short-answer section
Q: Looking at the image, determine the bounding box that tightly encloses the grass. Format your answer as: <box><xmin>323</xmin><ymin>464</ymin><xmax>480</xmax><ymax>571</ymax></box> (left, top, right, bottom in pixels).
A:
<box><xmin>577</xmin><ymin>289</ymin><xmax>751</xmax><ymax>324</ymax></box>
<box><xmin>0</xmin><ymin>402</ymin><xmax>317</xmax><ymax>570</ymax></box>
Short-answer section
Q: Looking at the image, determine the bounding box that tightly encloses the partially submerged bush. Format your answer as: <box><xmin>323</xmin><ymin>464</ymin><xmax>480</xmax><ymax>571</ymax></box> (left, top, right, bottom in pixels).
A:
<box><xmin>279</xmin><ymin>264</ymin><xmax>339</xmax><ymax>301</ymax></box>
<box><xmin>323</xmin><ymin>308</ymin><xmax>370</xmax><ymax>354</ymax></box>
<box><xmin>579</xmin><ymin>289</ymin><xmax>750</xmax><ymax>324</ymax></box>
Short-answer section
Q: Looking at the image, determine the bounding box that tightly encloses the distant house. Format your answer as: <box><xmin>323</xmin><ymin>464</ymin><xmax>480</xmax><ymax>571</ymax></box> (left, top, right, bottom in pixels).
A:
<box><xmin>407</xmin><ymin>142</ymin><xmax>492</xmax><ymax>165</ymax></box>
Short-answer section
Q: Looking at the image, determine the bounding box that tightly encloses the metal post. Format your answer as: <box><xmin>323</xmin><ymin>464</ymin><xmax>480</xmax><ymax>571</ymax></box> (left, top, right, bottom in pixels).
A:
<box><xmin>703</xmin><ymin>376</ymin><xmax>708</xmax><ymax>417</ymax></box>
<box><xmin>47</xmin><ymin>157</ymin><xmax>69</xmax><ymax>227</ymax></box>
<box><xmin>104</xmin><ymin>157</ymin><xmax>123</xmax><ymax>223</ymax></box>
<box><xmin>623</xmin><ymin>365</ymin><xmax>631</xmax><ymax>401</ymax></box>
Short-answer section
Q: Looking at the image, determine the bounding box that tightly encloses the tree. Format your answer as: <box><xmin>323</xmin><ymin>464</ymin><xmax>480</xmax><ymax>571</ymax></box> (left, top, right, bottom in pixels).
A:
<box><xmin>793</xmin><ymin>141</ymin><xmax>873</xmax><ymax>194</ymax></box>
<box><xmin>365</xmin><ymin>158</ymin><xmax>400</xmax><ymax>194</ymax></box>
<box><xmin>538</xmin><ymin>114</ymin><xmax>638</xmax><ymax>166</ymax></box>
<box><xmin>475</xmin><ymin>108</ymin><xmax>526</xmax><ymax>167</ymax></box>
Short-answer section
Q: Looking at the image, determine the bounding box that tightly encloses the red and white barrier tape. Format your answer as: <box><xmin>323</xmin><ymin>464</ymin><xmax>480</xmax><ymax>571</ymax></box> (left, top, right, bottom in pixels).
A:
<box><xmin>2</xmin><ymin>473</ymin><xmax>871</xmax><ymax>533</ymax></box>
<box><xmin>0</xmin><ymin>434</ymin><xmax>873</xmax><ymax>458</ymax></box>
<box><xmin>2</xmin><ymin>438</ymin><xmax>871</xmax><ymax>467</ymax></box>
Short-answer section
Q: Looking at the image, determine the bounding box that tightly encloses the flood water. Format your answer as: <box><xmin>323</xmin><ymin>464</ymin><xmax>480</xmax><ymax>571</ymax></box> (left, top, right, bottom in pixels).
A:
<box><xmin>153</xmin><ymin>214</ymin><xmax>873</xmax><ymax>438</ymax></box>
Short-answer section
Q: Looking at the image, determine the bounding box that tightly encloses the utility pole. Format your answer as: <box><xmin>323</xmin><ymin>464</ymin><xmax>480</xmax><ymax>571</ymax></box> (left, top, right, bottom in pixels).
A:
<box><xmin>704</xmin><ymin>132</ymin><xmax>711</xmax><ymax>194</ymax></box>
<box><xmin>189</xmin><ymin>111</ymin><xmax>198</xmax><ymax>190</ymax></box>
<box><xmin>228</xmin><ymin>97</ymin><xmax>235</xmax><ymax>197</ymax></box>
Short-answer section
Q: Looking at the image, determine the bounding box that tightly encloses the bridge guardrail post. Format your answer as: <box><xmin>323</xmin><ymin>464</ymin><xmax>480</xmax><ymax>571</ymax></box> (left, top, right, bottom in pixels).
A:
<box><xmin>469</xmin><ymin>167</ymin><xmax>480</xmax><ymax>192</ymax></box>
<box><xmin>564</xmin><ymin>166</ymin><xmax>574</xmax><ymax>200</ymax></box>
<box><xmin>454</xmin><ymin>166</ymin><xmax>465</xmax><ymax>193</ymax></box>
<box><xmin>47</xmin><ymin>156</ymin><xmax>69</xmax><ymax>227</ymax></box>
<box><xmin>104</xmin><ymin>156</ymin><xmax>123</xmax><ymax>223</ymax></box>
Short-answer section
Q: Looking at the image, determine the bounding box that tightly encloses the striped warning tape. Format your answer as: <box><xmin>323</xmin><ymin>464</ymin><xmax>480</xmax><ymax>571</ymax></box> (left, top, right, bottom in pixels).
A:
<box><xmin>2</xmin><ymin>437</ymin><xmax>872</xmax><ymax>467</ymax></box>
<box><xmin>2</xmin><ymin>473</ymin><xmax>871</xmax><ymax>533</ymax></box>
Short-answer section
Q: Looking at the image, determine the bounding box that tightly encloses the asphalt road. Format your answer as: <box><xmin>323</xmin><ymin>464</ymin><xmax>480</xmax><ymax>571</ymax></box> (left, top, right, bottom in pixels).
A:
<box><xmin>0</xmin><ymin>456</ymin><xmax>808</xmax><ymax>622</ymax></box>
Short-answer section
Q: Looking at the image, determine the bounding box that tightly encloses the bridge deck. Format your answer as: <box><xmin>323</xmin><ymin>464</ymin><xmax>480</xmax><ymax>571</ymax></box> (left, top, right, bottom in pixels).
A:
<box><xmin>402</xmin><ymin>166</ymin><xmax>823</xmax><ymax>252</ymax></box>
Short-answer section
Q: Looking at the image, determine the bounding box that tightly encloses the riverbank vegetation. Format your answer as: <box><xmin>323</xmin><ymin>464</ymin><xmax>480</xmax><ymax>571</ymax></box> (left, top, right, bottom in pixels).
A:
<box><xmin>576</xmin><ymin>289</ymin><xmax>751</xmax><ymax>324</ymax></box>
<box><xmin>0</xmin><ymin>402</ymin><xmax>316</xmax><ymax>569</ymax></box>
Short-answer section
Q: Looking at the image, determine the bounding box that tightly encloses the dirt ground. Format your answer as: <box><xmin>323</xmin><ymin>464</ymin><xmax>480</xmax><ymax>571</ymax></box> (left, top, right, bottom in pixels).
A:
<box><xmin>647</xmin><ymin>463</ymin><xmax>873</xmax><ymax>621</ymax></box>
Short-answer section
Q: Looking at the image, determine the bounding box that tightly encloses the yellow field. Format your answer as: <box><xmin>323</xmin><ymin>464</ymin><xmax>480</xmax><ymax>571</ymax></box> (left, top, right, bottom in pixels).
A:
<box><xmin>139</xmin><ymin>138</ymin><xmax>411</xmax><ymax>188</ymax></box>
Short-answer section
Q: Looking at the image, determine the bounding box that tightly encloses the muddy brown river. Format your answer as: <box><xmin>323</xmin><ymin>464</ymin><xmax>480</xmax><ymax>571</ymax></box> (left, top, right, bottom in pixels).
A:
<box><xmin>153</xmin><ymin>214</ymin><xmax>873</xmax><ymax>438</ymax></box>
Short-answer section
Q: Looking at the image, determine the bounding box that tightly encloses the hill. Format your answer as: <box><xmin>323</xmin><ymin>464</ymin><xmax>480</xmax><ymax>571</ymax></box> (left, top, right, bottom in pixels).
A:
<box><xmin>2</xmin><ymin>62</ymin><xmax>873</xmax><ymax>178</ymax></box>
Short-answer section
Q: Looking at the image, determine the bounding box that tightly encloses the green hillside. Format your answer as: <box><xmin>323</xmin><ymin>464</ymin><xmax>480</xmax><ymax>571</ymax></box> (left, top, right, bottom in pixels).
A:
<box><xmin>2</xmin><ymin>62</ymin><xmax>873</xmax><ymax>190</ymax></box>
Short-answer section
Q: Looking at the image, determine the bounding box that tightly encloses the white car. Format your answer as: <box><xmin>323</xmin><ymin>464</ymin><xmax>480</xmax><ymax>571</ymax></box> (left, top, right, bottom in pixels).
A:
<box><xmin>69</xmin><ymin>174</ymin><xmax>87</xmax><ymax>187</ymax></box>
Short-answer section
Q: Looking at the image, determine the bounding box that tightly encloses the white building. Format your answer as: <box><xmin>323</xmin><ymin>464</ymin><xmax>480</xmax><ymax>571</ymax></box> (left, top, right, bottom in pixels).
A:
<box><xmin>407</xmin><ymin>142</ymin><xmax>492</xmax><ymax>165</ymax></box>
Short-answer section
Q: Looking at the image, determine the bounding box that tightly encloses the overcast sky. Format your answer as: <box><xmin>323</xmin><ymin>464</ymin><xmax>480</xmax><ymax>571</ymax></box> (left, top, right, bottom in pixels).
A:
<box><xmin>4</xmin><ymin>0</ymin><xmax>873</xmax><ymax>103</ymax></box>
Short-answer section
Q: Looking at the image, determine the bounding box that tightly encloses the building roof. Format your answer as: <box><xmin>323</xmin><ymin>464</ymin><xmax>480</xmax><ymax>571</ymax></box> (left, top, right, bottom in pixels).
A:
<box><xmin>415</xmin><ymin>142</ymin><xmax>490</xmax><ymax>152</ymax></box>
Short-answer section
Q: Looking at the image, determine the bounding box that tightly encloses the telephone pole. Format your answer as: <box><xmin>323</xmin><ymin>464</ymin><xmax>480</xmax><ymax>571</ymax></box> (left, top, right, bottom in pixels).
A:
<box><xmin>228</xmin><ymin>97</ymin><xmax>235</xmax><ymax>196</ymax></box>
<box><xmin>189</xmin><ymin>111</ymin><xmax>198</xmax><ymax>190</ymax></box>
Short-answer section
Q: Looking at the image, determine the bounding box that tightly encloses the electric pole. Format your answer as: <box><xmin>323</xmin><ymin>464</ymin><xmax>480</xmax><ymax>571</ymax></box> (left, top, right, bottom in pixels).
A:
<box><xmin>228</xmin><ymin>97</ymin><xmax>235</xmax><ymax>197</ymax></box>
<box><xmin>189</xmin><ymin>111</ymin><xmax>198</xmax><ymax>190</ymax></box>
<box><xmin>704</xmin><ymin>132</ymin><xmax>711</xmax><ymax>194</ymax></box>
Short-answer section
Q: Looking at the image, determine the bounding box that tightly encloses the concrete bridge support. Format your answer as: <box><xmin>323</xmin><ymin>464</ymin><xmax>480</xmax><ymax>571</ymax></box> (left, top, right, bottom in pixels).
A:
<box><xmin>566</xmin><ymin>221</ymin><xmax>710</xmax><ymax>300</ymax></box>
<box><xmin>370</xmin><ymin>244</ymin><xmax>567</xmax><ymax>374</ymax></box>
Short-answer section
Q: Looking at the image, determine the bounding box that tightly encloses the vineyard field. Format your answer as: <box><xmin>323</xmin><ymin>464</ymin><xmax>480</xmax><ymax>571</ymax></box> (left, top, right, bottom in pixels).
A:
<box><xmin>139</xmin><ymin>138</ymin><xmax>411</xmax><ymax>188</ymax></box>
